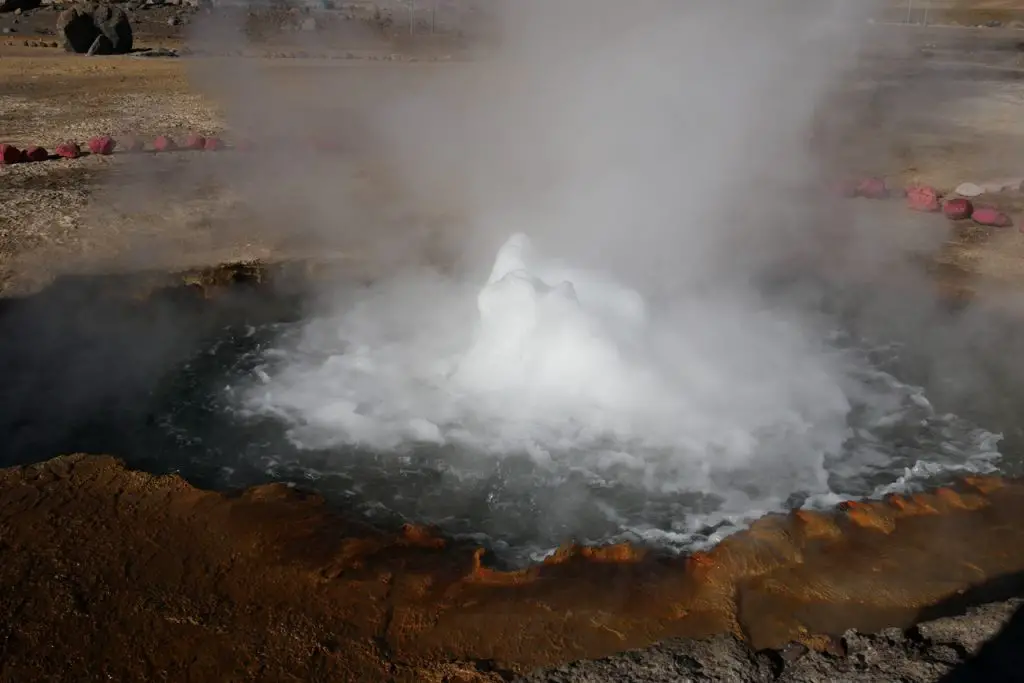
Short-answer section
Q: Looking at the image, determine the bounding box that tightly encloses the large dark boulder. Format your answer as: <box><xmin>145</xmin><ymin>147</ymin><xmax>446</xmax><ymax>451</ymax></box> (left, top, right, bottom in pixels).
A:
<box><xmin>56</xmin><ymin>3</ymin><xmax>132</xmax><ymax>55</ymax></box>
<box><xmin>0</xmin><ymin>0</ymin><xmax>41</xmax><ymax>13</ymax></box>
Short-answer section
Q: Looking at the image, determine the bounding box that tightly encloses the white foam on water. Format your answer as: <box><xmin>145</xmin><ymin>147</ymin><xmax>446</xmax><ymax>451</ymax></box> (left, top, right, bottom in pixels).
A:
<box><xmin>240</xmin><ymin>234</ymin><xmax>1003</xmax><ymax>557</ymax></box>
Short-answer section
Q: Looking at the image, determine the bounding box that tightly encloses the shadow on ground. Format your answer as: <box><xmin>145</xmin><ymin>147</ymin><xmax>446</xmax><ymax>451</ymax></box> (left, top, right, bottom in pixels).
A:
<box><xmin>0</xmin><ymin>266</ymin><xmax>304</xmax><ymax>479</ymax></box>
<box><xmin>918</xmin><ymin>571</ymin><xmax>1024</xmax><ymax>683</ymax></box>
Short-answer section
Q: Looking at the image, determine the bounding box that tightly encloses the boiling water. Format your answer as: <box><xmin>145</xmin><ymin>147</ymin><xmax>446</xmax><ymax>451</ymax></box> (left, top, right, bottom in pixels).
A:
<box><xmin>213</xmin><ymin>235</ymin><xmax>1003</xmax><ymax>565</ymax></box>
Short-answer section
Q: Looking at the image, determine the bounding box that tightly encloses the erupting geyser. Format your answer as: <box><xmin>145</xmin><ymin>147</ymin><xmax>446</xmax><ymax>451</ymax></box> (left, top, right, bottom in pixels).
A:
<box><xmin>238</xmin><ymin>233</ymin><xmax>1000</xmax><ymax>560</ymax></box>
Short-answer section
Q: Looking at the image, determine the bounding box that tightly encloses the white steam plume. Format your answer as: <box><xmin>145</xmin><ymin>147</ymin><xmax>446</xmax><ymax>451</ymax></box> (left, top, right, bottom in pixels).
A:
<box><xmin>201</xmin><ymin>0</ymin><xmax>1000</xmax><ymax>552</ymax></box>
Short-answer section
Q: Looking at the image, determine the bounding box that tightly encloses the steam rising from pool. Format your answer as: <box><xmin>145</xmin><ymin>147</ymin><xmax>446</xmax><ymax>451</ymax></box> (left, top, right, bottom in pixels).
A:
<box><xmin>240</xmin><ymin>235</ymin><xmax>1002</xmax><ymax>560</ymax></box>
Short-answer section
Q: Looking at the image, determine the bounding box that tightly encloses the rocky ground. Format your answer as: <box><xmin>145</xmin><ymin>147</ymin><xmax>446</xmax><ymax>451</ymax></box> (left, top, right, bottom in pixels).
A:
<box><xmin>519</xmin><ymin>600</ymin><xmax>1024</xmax><ymax>682</ymax></box>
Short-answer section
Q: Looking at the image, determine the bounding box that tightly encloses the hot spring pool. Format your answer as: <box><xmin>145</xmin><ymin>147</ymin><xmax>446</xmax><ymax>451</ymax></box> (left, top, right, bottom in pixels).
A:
<box><xmin>101</xmin><ymin>234</ymin><xmax>1005</xmax><ymax>568</ymax></box>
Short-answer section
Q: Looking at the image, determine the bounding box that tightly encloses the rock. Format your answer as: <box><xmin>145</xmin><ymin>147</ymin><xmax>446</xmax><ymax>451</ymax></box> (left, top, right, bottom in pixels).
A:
<box><xmin>203</xmin><ymin>136</ymin><xmax>224</xmax><ymax>151</ymax></box>
<box><xmin>943</xmin><ymin>197</ymin><xmax>974</xmax><ymax>221</ymax></box>
<box><xmin>92</xmin><ymin>3</ymin><xmax>131</xmax><ymax>52</ymax></box>
<box><xmin>54</xmin><ymin>141</ymin><xmax>80</xmax><ymax>158</ymax></box>
<box><xmin>87</xmin><ymin>135</ymin><xmax>115</xmax><ymax>155</ymax></box>
<box><xmin>856</xmin><ymin>177</ymin><xmax>888</xmax><ymax>199</ymax></box>
<box><xmin>152</xmin><ymin>135</ymin><xmax>176</xmax><ymax>152</ymax></box>
<box><xmin>23</xmin><ymin>145</ymin><xmax>48</xmax><ymax>162</ymax></box>
<box><xmin>166</xmin><ymin>15</ymin><xmax>178</xmax><ymax>25</ymax></box>
<box><xmin>954</xmin><ymin>182</ymin><xmax>984</xmax><ymax>197</ymax></box>
<box><xmin>57</xmin><ymin>3</ymin><xmax>132</xmax><ymax>54</ymax></box>
<box><xmin>779</xmin><ymin>642</ymin><xmax>809</xmax><ymax>663</ymax></box>
<box><xmin>907</xmin><ymin>185</ymin><xmax>940</xmax><ymax>212</ymax></box>
<box><xmin>972</xmin><ymin>207</ymin><xmax>1012</xmax><ymax>228</ymax></box>
<box><xmin>0</xmin><ymin>0</ymin><xmax>40</xmax><ymax>13</ymax></box>
<box><xmin>300</xmin><ymin>16</ymin><xmax>315</xmax><ymax>31</ymax></box>
<box><xmin>0</xmin><ymin>144</ymin><xmax>23</xmax><ymax>164</ymax></box>
<box><xmin>56</xmin><ymin>7</ymin><xmax>95</xmax><ymax>52</ymax></box>
<box><xmin>184</xmin><ymin>133</ymin><xmax>205</xmax><ymax>150</ymax></box>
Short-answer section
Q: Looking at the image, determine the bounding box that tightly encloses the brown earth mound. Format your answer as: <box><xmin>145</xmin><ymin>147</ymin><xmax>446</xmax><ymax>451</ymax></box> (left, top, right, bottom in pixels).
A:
<box><xmin>2</xmin><ymin>455</ymin><xmax>1024</xmax><ymax>681</ymax></box>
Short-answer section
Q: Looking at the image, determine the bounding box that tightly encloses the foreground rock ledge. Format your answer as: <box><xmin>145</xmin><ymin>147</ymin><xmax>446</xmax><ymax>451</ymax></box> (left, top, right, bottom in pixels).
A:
<box><xmin>2</xmin><ymin>455</ymin><xmax>1024</xmax><ymax>681</ymax></box>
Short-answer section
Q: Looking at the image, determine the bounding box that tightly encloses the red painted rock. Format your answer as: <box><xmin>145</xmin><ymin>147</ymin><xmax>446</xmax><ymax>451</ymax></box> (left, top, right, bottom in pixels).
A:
<box><xmin>153</xmin><ymin>135</ymin><xmax>177</xmax><ymax>152</ymax></box>
<box><xmin>0</xmin><ymin>144</ymin><xmax>23</xmax><ymax>164</ymax></box>
<box><xmin>856</xmin><ymin>178</ymin><xmax>888</xmax><ymax>199</ymax></box>
<box><xmin>87</xmin><ymin>135</ymin><xmax>116</xmax><ymax>155</ymax></box>
<box><xmin>24</xmin><ymin>146</ymin><xmax>49</xmax><ymax>162</ymax></box>
<box><xmin>203</xmin><ymin>136</ymin><xmax>224</xmax><ymax>151</ymax></box>
<box><xmin>55</xmin><ymin>141</ymin><xmax>81</xmax><ymax>159</ymax></box>
<box><xmin>972</xmin><ymin>207</ymin><xmax>1013</xmax><ymax>228</ymax></box>
<box><xmin>906</xmin><ymin>185</ymin><xmax>941</xmax><ymax>212</ymax></box>
<box><xmin>942</xmin><ymin>197</ymin><xmax>973</xmax><ymax>221</ymax></box>
<box><xmin>185</xmin><ymin>134</ymin><xmax>206</xmax><ymax>150</ymax></box>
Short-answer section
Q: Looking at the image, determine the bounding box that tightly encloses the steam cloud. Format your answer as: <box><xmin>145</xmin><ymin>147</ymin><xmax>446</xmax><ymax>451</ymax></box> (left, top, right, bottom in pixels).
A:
<box><xmin>185</xmin><ymin>0</ymin><xmax>1005</xmax><ymax>552</ymax></box>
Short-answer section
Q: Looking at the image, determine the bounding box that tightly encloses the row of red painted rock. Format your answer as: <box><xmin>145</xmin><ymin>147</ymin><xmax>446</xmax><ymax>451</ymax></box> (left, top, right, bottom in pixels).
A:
<box><xmin>0</xmin><ymin>134</ymin><xmax>228</xmax><ymax>165</ymax></box>
<box><xmin>844</xmin><ymin>178</ymin><xmax>1014</xmax><ymax>228</ymax></box>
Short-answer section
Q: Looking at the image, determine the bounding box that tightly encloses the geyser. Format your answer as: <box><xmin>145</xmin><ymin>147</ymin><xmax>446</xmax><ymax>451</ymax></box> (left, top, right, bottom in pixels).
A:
<box><xmin>240</xmin><ymin>235</ymin><xmax>1002</xmax><ymax>560</ymax></box>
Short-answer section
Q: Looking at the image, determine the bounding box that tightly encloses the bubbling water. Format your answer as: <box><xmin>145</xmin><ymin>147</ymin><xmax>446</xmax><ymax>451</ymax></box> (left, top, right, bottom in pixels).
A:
<box><xmin>241</xmin><ymin>234</ymin><xmax>1001</xmax><ymax>557</ymax></box>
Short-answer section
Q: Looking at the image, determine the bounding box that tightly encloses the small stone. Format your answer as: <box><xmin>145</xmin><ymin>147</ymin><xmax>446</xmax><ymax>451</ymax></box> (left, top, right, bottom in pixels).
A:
<box><xmin>300</xmin><ymin>17</ymin><xmax>316</xmax><ymax>31</ymax></box>
<box><xmin>0</xmin><ymin>144</ymin><xmax>23</xmax><ymax>164</ymax></box>
<box><xmin>943</xmin><ymin>197</ymin><xmax>974</xmax><ymax>220</ymax></box>
<box><xmin>907</xmin><ymin>185</ymin><xmax>941</xmax><ymax>212</ymax></box>
<box><xmin>87</xmin><ymin>135</ymin><xmax>116</xmax><ymax>155</ymax></box>
<box><xmin>167</xmin><ymin>15</ymin><xmax>179</xmax><ymax>26</ymax></box>
<box><xmin>973</xmin><ymin>207</ymin><xmax>1013</xmax><ymax>228</ymax></box>
<box><xmin>152</xmin><ymin>135</ymin><xmax>176</xmax><ymax>152</ymax></box>
<box><xmin>55</xmin><ymin>141</ymin><xmax>81</xmax><ymax>159</ymax></box>
<box><xmin>23</xmin><ymin>145</ymin><xmax>48</xmax><ymax>162</ymax></box>
<box><xmin>954</xmin><ymin>182</ymin><xmax>984</xmax><ymax>197</ymax></box>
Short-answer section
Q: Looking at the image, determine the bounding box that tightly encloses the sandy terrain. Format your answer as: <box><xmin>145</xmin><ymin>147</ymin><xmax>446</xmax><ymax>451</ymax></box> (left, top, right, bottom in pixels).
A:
<box><xmin>3</xmin><ymin>29</ymin><xmax>1024</xmax><ymax>292</ymax></box>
